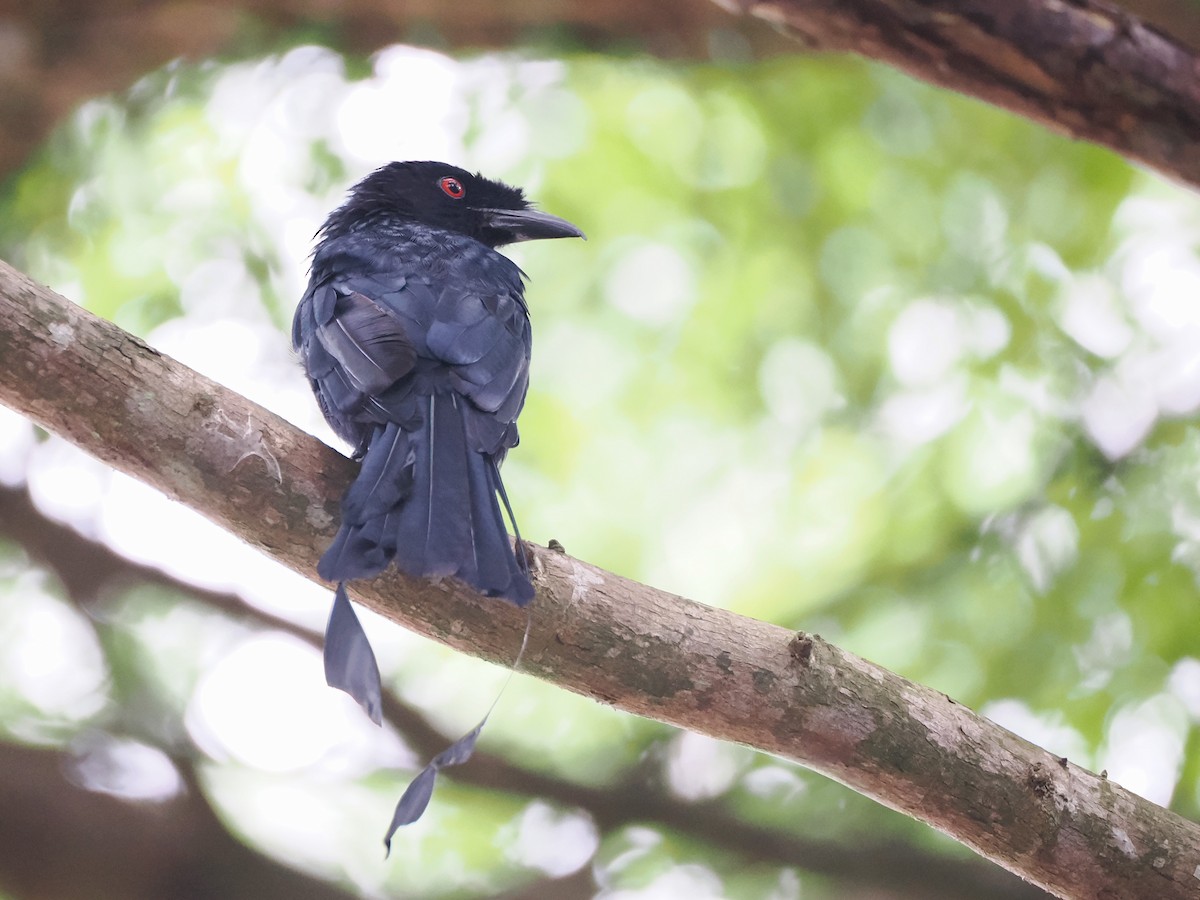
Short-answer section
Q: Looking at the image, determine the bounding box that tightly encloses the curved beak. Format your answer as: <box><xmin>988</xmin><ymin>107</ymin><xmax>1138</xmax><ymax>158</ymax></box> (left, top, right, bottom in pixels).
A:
<box><xmin>481</xmin><ymin>208</ymin><xmax>586</xmax><ymax>245</ymax></box>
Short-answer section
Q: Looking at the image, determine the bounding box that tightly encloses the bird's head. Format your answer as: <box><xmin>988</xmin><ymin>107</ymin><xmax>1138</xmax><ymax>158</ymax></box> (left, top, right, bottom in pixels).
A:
<box><xmin>320</xmin><ymin>161</ymin><xmax>584</xmax><ymax>248</ymax></box>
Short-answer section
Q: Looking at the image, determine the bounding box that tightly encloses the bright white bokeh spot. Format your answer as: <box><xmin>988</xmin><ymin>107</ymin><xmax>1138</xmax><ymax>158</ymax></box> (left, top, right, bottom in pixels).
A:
<box><xmin>177</xmin><ymin>258</ymin><xmax>262</xmax><ymax>318</ymax></box>
<box><xmin>944</xmin><ymin>405</ymin><xmax>1042</xmax><ymax>514</ymax></box>
<box><xmin>742</xmin><ymin>765</ymin><xmax>808</xmax><ymax>803</ymax></box>
<box><xmin>69</xmin><ymin>733</ymin><xmax>183</xmax><ymax>801</ymax></box>
<box><xmin>1149</xmin><ymin>342</ymin><xmax>1200</xmax><ymax>417</ymax></box>
<box><xmin>152</xmin><ymin>315</ymin><xmax>262</xmax><ymax>385</ymax></box>
<box><xmin>599</xmin><ymin>826</ymin><xmax>662</xmax><ymax>883</ymax></box>
<box><xmin>982</xmin><ymin>699</ymin><xmax>1092</xmax><ymax>764</ymax></box>
<box><xmin>1081</xmin><ymin>372</ymin><xmax>1157</xmax><ymax>460</ymax></box>
<box><xmin>759</xmin><ymin>338</ymin><xmax>842</xmax><ymax>432</ymax></box>
<box><xmin>99</xmin><ymin>473</ymin><xmax>262</xmax><ymax>594</ymax></box>
<box><xmin>1063</xmin><ymin>197</ymin><xmax>1200</xmax><ymax>457</ymax></box>
<box><xmin>599</xmin><ymin>864</ymin><xmax>725</xmax><ymax>900</ymax></box>
<box><xmin>666</xmin><ymin>731</ymin><xmax>747</xmax><ymax>801</ymax></box>
<box><xmin>1057</xmin><ymin>274</ymin><xmax>1132</xmax><ymax>358</ymax></box>
<box><xmin>1100</xmin><ymin>695</ymin><xmax>1189</xmax><ymax>806</ymax></box>
<box><xmin>467</xmin><ymin>109</ymin><xmax>531</xmax><ymax>174</ymax></box>
<box><xmin>0</xmin><ymin>575</ymin><xmax>109</xmax><ymax>724</ymax></box>
<box><xmin>1122</xmin><ymin>242</ymin><xmax>1200</xmax><ymax>341</ymax></box>
<box><xmin>888</xmin><ymin>298</ymin><xmax>1008</xmax><ymax>387</ymax></box>
<box><xmin>1014</xmin><ymin>505</ymin><xmax>1079</xmax><ymax>593</ymax></box>
<box><xmin>0</xmin><ymin>406</ymin><xmax>34</xmax><ymax>485</ymax></box>
<box><xmin>26</xmin><ymin>438</ymin><xmax>110</xmax><ymax>530</ymax></box>
<box><xmin>336</xmin><ymin>47</ymin><xmax>464</xmax><ymax>164</ymax></box>
<box><xmin>768</xmin><ymin>868</ymin><xmax>803</xmax><ymax>900</ymax></box>
<box><xmin>877</xmin><ymin>376</ymin><xmax>969</xmax><ymax>447</ymax></box>
<box><xmin>189</xmin><ymin>633</ymin><xmax>404</xmax><ymax>773</ymax></box>
<box><xmin>1169</xmin><ymin>500</ymin><xmax>1200</xmax><ymax>582</ymax></box>
<box><xmin>1168</xmin><ymin>659</ymin><xmax>1200</xmax><ymax>719</ymax></box>
<box><xmin>653</xmin><ymin>460</ymin><xmax>783</xmax><ymax>606</ymax></box>
<box><xmin>202</xmin><ymin>764</ymin><xmax>397</xmax><ymax>892</ymax></box>
<box><xmin>967</xmin><ymin>305</ymin><xmax>1012</xmax><ymax>358</ymax></box>
<box><xmin>506</xmin><ymin>801</ymin><xmax>598</xmax><ymax>877</ymax></box>
<box><xmin>596</xmin><ymin>826</ymin><xmax>727</xmax><ymax>897</ymax></box>
<box><xmin>207</xmin><ymin>47</ymin><xmax>342</xmax><ymax>142</ymax></box>
<box><xmin>1073</xmin><ymin>612</ymin><xmax>1134</xmax><ymax>694</ymax></box>
<box><xmin>274</xmin><ymin>55</ymin><xmax>352</xmax><ymax>139</ymax></box>
<box><xmin>997</xmin><ymin>366</ymin><xmax>1072</xmax><ymax>419</ymax></box>
<box><xmin>604</xmin><ymin>243</ymin><xmax>695</xmax><ymax>327</ymax></box>
<box><xmin>1025</xmin><ymin>241</ymin><xmax>1073</xmax><ymax>283</ymax></box>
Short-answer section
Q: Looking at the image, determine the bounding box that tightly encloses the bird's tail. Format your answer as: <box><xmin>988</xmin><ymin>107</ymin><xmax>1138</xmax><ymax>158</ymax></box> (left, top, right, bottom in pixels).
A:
<box><xmin>318</xmin><ymin>393</ymin><xmax>534</xmax><ymax>605</ymax></box>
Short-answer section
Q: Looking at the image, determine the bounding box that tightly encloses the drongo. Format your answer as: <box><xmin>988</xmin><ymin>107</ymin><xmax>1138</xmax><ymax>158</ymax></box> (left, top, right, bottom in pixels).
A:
<box><xmin>294</xmin><ymin>161</ymin><xmax>582</xmax><ymax>721</ymax></box>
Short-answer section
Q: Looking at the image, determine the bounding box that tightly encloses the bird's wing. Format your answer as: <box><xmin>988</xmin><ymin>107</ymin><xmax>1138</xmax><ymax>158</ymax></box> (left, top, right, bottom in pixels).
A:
<box><xmin>294</xmin><ymin>264</ymin><xmax>421</xmax><ymax>450</ymax></box>
<box><xmin>295</xmin><ymin>237</ymin><xmax>531</xmax><ymax>455</ymax></box>
<box><xmin>423</xmin><ymin>251</ymin><xmax>532</xmax><ymax>451</ymax></box>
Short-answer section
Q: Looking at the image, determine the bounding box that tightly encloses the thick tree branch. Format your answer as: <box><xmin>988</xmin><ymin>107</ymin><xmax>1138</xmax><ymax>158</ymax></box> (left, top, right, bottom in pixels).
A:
<box><xmin>2</xmin><ymin>260</ymin><xmax>1199</xmax><ymax>899</ymax></box>
<box><xmin>727</xmin><ymin>0</ymin><xmax>1200</xmax><ymax>190</ymax></box>
<box><xmin>0</xmin><ymin>481</ymin><xmax>1049</xmax><ymax>899</ymax></box>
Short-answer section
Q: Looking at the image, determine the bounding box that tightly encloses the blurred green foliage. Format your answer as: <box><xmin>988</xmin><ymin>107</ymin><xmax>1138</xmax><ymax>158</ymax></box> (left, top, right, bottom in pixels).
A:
<box><xmin>2</xmin><ymin>41</ymin><xmax>1198</xmax><ymax>898</ymax></box>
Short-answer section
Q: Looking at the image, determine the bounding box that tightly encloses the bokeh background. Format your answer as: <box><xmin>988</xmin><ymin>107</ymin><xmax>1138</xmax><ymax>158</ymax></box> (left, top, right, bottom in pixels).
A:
<box><xmin>2</xmin><ymin>7</ymin><xmax>1200</xmax><ymax>899</ymax></box>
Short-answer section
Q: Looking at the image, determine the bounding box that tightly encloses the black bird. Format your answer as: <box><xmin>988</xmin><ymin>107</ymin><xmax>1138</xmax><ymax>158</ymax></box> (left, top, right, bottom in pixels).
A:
<box><xmin>294</xmin><ymin>161</ymin><xmax>583</xmax><ymax>720</ymax></box>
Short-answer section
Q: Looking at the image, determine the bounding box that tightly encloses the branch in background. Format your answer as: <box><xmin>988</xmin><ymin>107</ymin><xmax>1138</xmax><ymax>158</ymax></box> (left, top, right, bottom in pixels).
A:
<box><xmin>4</xmin><ymin>264</ymin><xmax>1197</xmax><ymax>896</ymax></box>
<box><xmin>728</xmin><ymin>0</ymin><xmax>1200</xmax><ymax>190</ymax></box>
<box><xmin>0</xmin><ymin>0</ymin><xmax>784</xmax><ymax>182</ymax></box>
<box><xmin>497</xmin><ymin>867</ymin><xmax>597</xmax><ymax>900</ymax></box>
<box><xmin>0</xmin><ymin>743</ymin><xmax>593</xmax><ymax>900</ymax></box>
<box><xmin>0</xmin><ymin>481</ymin><xmax>1049</xmax><ymax>900</ymax></box>
<box><xmin>0</xmin><ymin>740</ymin><xmax>359</xmax><ymax>900</ymax></box>
<box><xmin>4</xmin><ymin>2</ymin><xmax>1200</xmax><ymax>192</ymax></box>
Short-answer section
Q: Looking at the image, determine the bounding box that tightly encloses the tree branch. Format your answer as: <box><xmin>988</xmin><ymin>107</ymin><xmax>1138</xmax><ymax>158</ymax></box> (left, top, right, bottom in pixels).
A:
<box><xmin>2</xmin><ymin>259</ymin><xmax>1198</xmax><ymax>898</ymax></box>
<box><xmin>725</xmin><ymin>0</ymin><xmax>1200</xmax><ymax>190</ymax></box>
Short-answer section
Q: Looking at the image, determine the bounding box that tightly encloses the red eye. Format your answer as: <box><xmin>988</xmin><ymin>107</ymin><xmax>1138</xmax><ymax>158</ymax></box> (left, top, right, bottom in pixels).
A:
<box><xmin>439</xmin><ymin>176</ymin><xmax>465</xmax><ymax>199</ymax></box>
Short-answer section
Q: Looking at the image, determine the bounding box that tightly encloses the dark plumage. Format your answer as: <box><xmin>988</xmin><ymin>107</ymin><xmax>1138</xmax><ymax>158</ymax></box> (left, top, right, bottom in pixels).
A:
<box><xmin>293</xmin><ymin>161</ymin><xmax>582</xmax><ymax>721</ymax></box>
